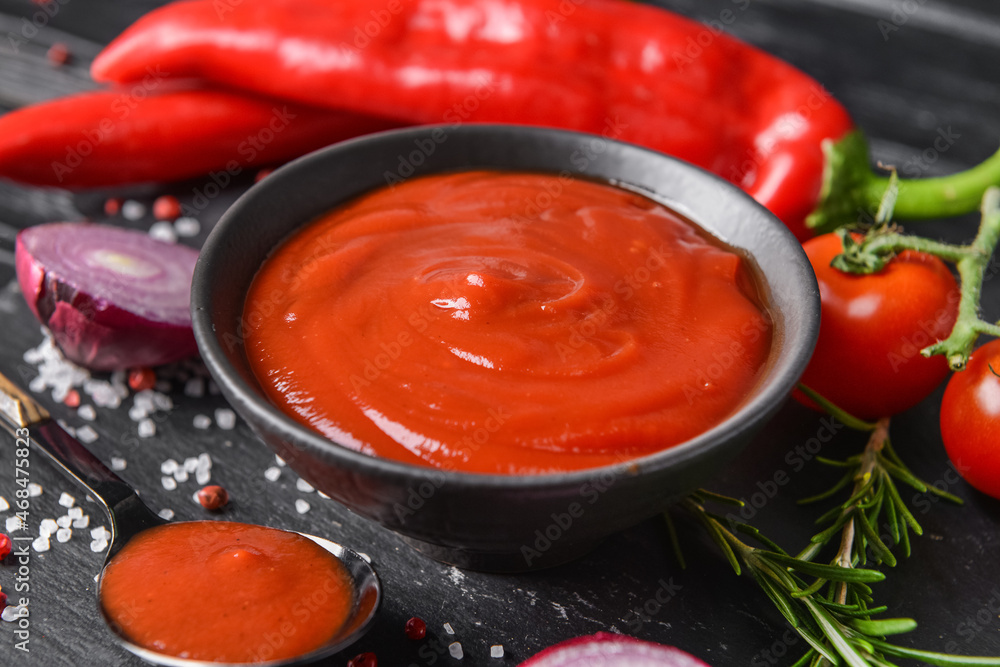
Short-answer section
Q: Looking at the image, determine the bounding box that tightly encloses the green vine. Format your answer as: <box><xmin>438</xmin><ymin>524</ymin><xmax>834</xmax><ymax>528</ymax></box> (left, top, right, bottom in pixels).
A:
<box><xmin>831</xmin><ymin>186</ymin><xmax>1000</xmax><ymax>370</ymax></box>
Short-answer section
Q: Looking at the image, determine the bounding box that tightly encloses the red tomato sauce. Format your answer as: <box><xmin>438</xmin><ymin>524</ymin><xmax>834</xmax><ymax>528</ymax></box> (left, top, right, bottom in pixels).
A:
<box><xmin>244</xmin><ymin>171</ymin><xmax>772</xmax><ymax>474</ymax></box>
<box><xmin>99</xmin><ymin>522</ymin><xmax>353</xmax><ymax>662</ymax></box>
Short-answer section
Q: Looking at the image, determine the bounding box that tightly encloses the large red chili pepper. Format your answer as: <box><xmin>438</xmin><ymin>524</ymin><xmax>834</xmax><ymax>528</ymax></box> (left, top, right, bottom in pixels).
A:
<box><xmin>91</xmin><ymin>0</ymin><xmax>1000</xmax><ymax>239</ymax></box>
<box><xmin>0</xmin><ymin>86</ymin><xmax>399</xmax><ymax>188</ymax></box>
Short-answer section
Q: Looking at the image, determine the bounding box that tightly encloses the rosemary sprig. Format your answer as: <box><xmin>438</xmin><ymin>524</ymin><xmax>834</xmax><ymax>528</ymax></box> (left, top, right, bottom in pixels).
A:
<box><xmin>676</xmin><ymin>403</ymin><xmax>997</xmax><ymax>666</ymax></box>
<box><xmin>681</xmin><ymin>488</ymin><xmax>999</xmax><ymax>666</ymax></box>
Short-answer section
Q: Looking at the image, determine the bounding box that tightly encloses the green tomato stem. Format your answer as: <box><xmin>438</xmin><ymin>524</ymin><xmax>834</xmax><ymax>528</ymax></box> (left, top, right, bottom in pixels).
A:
<box><xmin>833</xmin><ymin>187</ymin><xmax>1000</xmax><ymax>370</ymax></box>
<box><xmin>923</xmin><ymin>188</ymin><xmax>1000</xmax><ymax>369</ymax></box>
<box><xmin>806</xmin><ymin>131</ymin><xmax>1000</xmax><ymax>234</ymax></box>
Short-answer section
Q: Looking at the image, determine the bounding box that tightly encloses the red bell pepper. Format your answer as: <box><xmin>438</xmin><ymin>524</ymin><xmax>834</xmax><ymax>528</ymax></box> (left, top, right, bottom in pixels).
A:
<box><xmin>91</xmin><ymin>0</ymin><xmax>1000</xmax><ymax>239</ymax></box>
<box><xmin>0</xmin><ymin>86</ymin><xmax>399</xmax><ymax>188</ymax></box>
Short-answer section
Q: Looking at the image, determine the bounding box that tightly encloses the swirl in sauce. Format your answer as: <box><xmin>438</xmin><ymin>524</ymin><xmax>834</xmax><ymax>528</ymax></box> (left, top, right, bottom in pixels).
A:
<box><xmin>245</xmin><ymin>171</ymin><xmax>772</xmax><ymax>474</ymax></box>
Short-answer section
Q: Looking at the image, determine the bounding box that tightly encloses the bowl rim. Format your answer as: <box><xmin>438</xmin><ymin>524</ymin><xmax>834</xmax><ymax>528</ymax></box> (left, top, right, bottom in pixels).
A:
<box><xmin>192</xmin><ymin>123</ymin><xmax>819</xmax><ymax>490</ymax></box>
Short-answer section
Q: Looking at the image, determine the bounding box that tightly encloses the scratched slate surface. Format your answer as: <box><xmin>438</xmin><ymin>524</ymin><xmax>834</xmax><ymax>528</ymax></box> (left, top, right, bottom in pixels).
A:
<box><xmin>0</xmin><ymin>1</ymin><xmax>999</xmax><ymax>666</ymax></box>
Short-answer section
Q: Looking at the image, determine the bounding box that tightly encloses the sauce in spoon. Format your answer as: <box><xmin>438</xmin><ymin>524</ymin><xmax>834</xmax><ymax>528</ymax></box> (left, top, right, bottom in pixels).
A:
<box><xmin>100</xmin><ymin>521</ymin><xmax>355</xmax><ymax>663</ymax></box>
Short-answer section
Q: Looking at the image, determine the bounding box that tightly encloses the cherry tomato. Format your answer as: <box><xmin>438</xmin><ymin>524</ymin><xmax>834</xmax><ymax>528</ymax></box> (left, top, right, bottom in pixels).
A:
<box><xmin>940</xmin><ymin>339</ymin><xmax>1000</xmax><ymax>499</ymax></box>
<box><xmin>795</xmin><ymin>233</ymin><xmax>958</xmax><ymax>420</ymax></box>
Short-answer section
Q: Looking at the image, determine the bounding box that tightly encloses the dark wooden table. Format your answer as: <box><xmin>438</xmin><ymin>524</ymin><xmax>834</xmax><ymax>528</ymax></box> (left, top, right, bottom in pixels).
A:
<box><xmin>0</xmin><ymin>1</ymin><xmax>999</xmax><ymax>665</ymax></box>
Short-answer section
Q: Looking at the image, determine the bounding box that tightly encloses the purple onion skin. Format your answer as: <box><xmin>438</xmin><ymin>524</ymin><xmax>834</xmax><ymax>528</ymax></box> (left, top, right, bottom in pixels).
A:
<box><xmin>15</xmin><ymin>224</ymin><xmax>200</xmax><ymax>371</ymax></box>
<box><xmin>520</xmin><ymin>633</ymin><xmax>712</xmax><ymax>667</ymax></box>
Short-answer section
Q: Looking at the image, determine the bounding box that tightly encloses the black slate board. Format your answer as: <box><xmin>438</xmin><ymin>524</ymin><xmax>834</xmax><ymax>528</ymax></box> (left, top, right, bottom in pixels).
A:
<box><xmin>0</xmin><ymin>1</ymin><xmax>999</xmax><ymax>666</ymax></box>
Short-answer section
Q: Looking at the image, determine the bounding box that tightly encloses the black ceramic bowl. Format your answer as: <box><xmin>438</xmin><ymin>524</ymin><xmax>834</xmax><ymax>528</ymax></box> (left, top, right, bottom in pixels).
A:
<box><xmin>192</xmin><ymin>124</ymin><xmax>819</xmax><ymax>572</ymax></box>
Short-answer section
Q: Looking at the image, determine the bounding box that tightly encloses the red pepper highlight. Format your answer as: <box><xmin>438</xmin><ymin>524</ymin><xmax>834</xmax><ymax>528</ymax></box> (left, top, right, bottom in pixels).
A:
<box><xmin>89</xmin><ymin>0</ymin><xmax>1000</xmax><ymax>239</ymax></box>
<box><xmin>0</xmin><ymin>87</ymin><xmax>400</xmax><ymax>188</ymax></box>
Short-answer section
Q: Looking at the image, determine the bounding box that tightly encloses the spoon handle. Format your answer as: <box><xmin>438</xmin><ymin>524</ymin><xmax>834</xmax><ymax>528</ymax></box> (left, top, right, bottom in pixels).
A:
<box><xmin>0</xmin><ymin>371</ymin><xmax>163</xmax><ymax>548</ymax></box>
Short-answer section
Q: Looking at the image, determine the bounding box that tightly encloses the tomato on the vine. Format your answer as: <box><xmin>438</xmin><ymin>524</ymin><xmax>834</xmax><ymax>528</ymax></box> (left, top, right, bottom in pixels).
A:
<box><xmin>940</xmin><ymin>338</ymin><xmax>1000</xmax><ymax>500</ymax></box>
<box><xmin>795</xmin><ymin>232</ymin><xmax>959</xmax><ymax>420</ymax></box>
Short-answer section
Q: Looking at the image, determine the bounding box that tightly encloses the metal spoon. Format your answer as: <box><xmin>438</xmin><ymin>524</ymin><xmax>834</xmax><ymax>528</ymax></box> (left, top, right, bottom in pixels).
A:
<box><xmin>0</xmin><ymin>371</ymin><xmax>380</xmax><ymax>666</ymax></box>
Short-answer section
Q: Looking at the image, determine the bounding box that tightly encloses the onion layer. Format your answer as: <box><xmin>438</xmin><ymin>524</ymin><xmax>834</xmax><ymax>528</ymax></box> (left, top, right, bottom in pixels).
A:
<box><xmin>16</xmin><ymin>222</ymin><xmax>199</xmax><ymax>370</ymax></box>
<box><xmin>520</xmin><ymin>633</ymin><xmax>711</xmax><ymax>667</ymax></box>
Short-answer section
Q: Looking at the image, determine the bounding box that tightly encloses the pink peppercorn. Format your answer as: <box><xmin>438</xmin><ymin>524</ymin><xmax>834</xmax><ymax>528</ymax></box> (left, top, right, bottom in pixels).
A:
<box><xmin>0</xmin><ymin>533</ymin><xmax>11</xmax><ymax>561</ymax></box>
<box><xmin>405</xmin><ymin>616</ymin><xmax>427</xmax><ymax>640</ymax></box>
<box><xmin>197</xmin><ymin>485</ymin><xmax>229</xmax><ymax>511</ymax></box>
<box><xmin>128</xmin><ymin>367</ymin><xmax>156</xmax><ymax>392</ymax></box>
<box><xmin>153</xmin><ymin>195</ymin><xmax>182</xmax><ymax>221</ymax></box>
<box><xmin>347</xmin><ymin>652</ymin><xmax>377</xmax><ymax>667</ymax></box>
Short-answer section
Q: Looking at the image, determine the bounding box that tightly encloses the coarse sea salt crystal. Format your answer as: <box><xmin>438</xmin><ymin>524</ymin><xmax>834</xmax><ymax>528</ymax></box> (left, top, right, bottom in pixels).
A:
<box><xmin>161</xmin><ymin>459</ymin><xmax>179</xmax><ymax>475</ymax></box>
<box><xmin>134</xmin><ymin>390</ymin><xmax>156</xmax><ymax>413</ymax></box>
<box><xmin>138</xmin><ymin>419</ymin><xmax>156</xmax><ymax>438</ymax></box>
<box><xmin>275</xmin><ymin>455</ymin><xmax>286</xmax><ymax>467</ymax></box>
<box><xmin>56</xmin><ymin>515</ymin><xmax>72</xmax><ymax>529</ymax></box>
<box><xmin>76</xmin><ymin>425</ymin><xmax>99</xmax><ymax>443</ymax></box>
<box><xmin>6</xmin><ymin>516</ymin><xmax>23</xmax><ymax>533</ymax></box>
<box><xmin>73</xmin><ymin>515</ymin><xmax>90</xmax><ymax>529</ymax></box>
<box><xmin>193</xmin><ymin>414</ymin><xmax>212</xmax><ymax>430</ymax></box>
<box><xmin>158</xmin><ymin>508</ymin><xmax>175</xmax><ymax>520</ymax></box>
<box><xmin>184</xmin><ymin>377</ymin><xmax>205</xmax><ymax>397</ymax></box>
<box><xmin>264</xmin><ymin>467</ymin><xmax>281</xmax><ymax>482</ymax></box>
<box><xmin>161</xmin><ymin>476</ymin><xmax>178</xmax><ymax>491</ymax></box>
<box><xmin>443</xmin><ymin>623</ymin><xmax>455</xmax><ymax>634</ymax></box>
<box><xmin>174</xmin><ymin>217</ymin><xmax>201</xmax><ymax>237</ymax></box>
<box><xmin>183</xmin><ymin>457</ymin><xmax>199</xmax><ymax>473</ymax></box>
<box><xmin>58</xmin><ymin>492</ymin><xmax>75</xmax><ymax>508</ymax></box>
<box><xmin>110</xmin><ymin>370</ymin><xmax>128</xmax><ymax>396</ymax></box>
<box><xmin>195</xmin><ymin>468</ymin><xmax>211</xmax><ymax>485</ymax></box>
<box><xmin>173</xmin><ymin>469</ymin><xmax>189</xmax><ymax>483</ymax></box>
<box><xmin>448</xmin><ymin>642</ymin><xmax>463</xmax><ymax>659</ymax></box>
<box><xmin>32</xmin><ymin>535</ymin><xmax>50</xmax><ymax>552</ymax></box>
<box><xmin>294</xmin><ymin>499</ymin><xmax>310</xmax><ymax>514</ymax></box>
<box><xmin>27</xmin><ymin>483</ymin><xmax>42</xmax><ymax>497</ymax></box>
<box><xmin>197</xmin><ymin>453</ymin><xmax>212</xmax><ymax>470</ymax></box>
<box><xmin>152</xmin><ymin>392</ymin><xmax>173</xmax><ymax>411</ymax></box>
<box><xmin>122</xmin><ymin>199</ymin><xmax>145</xmax><ymax>220</ymax></box>
<box><xmin>91</xmin><ymin>526</ymin><xmax>111</xmax><ymax>541</ymax></box>
<box><xmin>491</xmin><ymin>645</ymin><xmax>504</xmax><ymax>659</ymax></box>
<box><xmin>86</xmin><ymin>381</ymin><xmax>121</xmax><ymax>408</ymax></box>
<box><xmin>128</xmin><ymin>405</ymin><xmax>148</xmax><ymax>422</ymax></box>
<box><xmin>77</xmin><ymin>404</ymin><xmax>97</xmax><ymax>421</ymax></box>
<box><xmin>149</xmin><ymin>221</ymin><xmax>178</xmax><ymax>243</ymax></box>
<box><xmin>40</xmin><ymin>518</ymin><xmax>59</xmax><ymax>536</ymax></box>
<box><xmin>90</xmin><ymin>538</ymin><xmax>108</xmax><ymax>553</ymax></box>
<box><xmin>318</xmin><ymin>490</ymin><xmax>331</xmax><ymax>499</ymax></box>
<box><xmin>56</xmin><ymin>527</ymin><xmax>72</xmax><ymax>543</ymax></box>
<box><xmin>295</xmin><ymin>478</ymin><xmax>315</xmax><ymax>493</ymax></box>
<box><xmin>67</xmin><ymin>507</ymin><xmax>83</xmax><ymax>520</ymax></box>
<box><xmin>215</xmin><ymin>408</ymin><xmax>236</xmax><ymax>430</ymax></box>
<box><xmin>110</xmin><ymin>457</ymin><xmax>127</xmax><ymax>471</ymax></box>
<box><xmin>358</xmin><ymin>552</ymin><xmax>371</xmax><ymax>564</ymax></box>
<box><xmin>0</xmin><ymin>496</ymin><xmax>8</xmax><ymax>512</ymax></box>
<box><xmin>51</xmin><ymin>384</ymin><xmax>69</xmax><ymax>403</ymax></box>
<box><xmin>2</xmin><ymin>605</ymin><xmax>28</xmax><ymax>622</ymax></box>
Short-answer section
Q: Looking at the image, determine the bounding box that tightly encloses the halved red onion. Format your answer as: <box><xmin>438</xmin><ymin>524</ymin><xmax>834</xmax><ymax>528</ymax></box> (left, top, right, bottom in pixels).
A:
<box><xmin>520</xmin><ymin>633</ymin><xmax>711</xmax><ymax>667</ymax></box>
<box><xmin>16</xmin><ymin>222</ymin><xmax>199</xmax><ymax>370</ymax></box>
